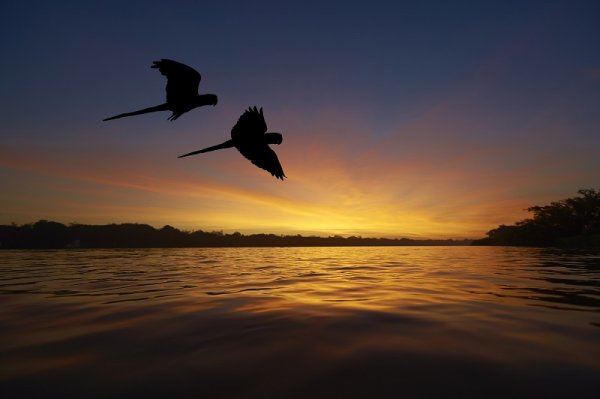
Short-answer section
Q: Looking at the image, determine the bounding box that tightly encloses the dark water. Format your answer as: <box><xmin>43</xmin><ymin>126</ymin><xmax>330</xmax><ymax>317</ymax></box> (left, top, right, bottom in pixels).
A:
<box><xmin>1</xmin><ymin>247</ymin><xmax>599</xmax><ymax>398</ymax></box>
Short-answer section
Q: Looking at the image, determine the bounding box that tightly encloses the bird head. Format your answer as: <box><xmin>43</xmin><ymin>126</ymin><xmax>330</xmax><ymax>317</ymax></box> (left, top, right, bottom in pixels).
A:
<box><xmin>198</xmin><ymin>94</ymin><xmax>218</xmax><ymax>106</ymax></box>
<box><xmin>266</xmin><ymin>132</ymin><xmax>283</xmax><ymax>145</ymax></box>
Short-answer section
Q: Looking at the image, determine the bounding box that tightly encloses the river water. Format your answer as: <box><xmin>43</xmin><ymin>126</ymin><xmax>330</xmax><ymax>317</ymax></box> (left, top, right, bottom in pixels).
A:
<box><xmin>1</xmin><ymin>247</ymin><xmax>599</xmax><ymax>398</ymax></box>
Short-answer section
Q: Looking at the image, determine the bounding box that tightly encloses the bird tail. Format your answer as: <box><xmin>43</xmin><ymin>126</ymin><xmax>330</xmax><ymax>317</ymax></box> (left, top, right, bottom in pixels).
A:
<box><xmin>178</xmin><ymin>140</ymin><xmax>235</xmax><ymax>158</ymax></box>
<box><xmin>103</xmin><ymin>104</ymin><xmax>170</xmax><ymax>121</ymax></box>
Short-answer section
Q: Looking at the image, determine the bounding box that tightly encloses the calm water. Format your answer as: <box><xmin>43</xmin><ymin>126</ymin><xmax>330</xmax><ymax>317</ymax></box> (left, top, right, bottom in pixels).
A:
<box><xmin>1</xmin><ymin>247</ymin><xmax>599</xmax><ymax>398</ymax></box>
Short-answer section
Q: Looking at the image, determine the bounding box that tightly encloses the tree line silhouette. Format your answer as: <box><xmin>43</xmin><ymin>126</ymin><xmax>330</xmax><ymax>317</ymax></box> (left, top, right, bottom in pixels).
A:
<box><xmin>0</xmin><ymin>221</ymin><xmax>470</xmax><ymax>249</ymax></box>
<box><xmin>5</xmin><ymin>189</ymin><xmax>597</xmax><ymax>249</ymax></box>
<box><xmin>472</xmin><ymin>188</ymin><xmax>600</xmax><ymax>247</ymax></box>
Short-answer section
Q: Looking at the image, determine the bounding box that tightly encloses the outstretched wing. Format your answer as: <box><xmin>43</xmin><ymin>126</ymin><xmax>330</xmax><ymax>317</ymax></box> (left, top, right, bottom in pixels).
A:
<box><xmin>230</xmin><ymin>107</ymin><xmax>284</xmax><ymax>179</ymax></box>
<box><xmin>151</xmin><ymin>59</ymin><xmax>201</xmax><ymax>102</ymax></box>
<box><xmin>231</xmin><ymin>107</ymin><xmax>267</xmax><ymax>141</ymax></box>
<box><xmin>236</xmin><ymin>143</ymin><xmax>286</xmax><ymax>180</ymax></box>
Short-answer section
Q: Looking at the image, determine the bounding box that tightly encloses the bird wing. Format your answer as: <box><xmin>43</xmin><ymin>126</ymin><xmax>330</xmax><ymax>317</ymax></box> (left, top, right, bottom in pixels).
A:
<box><xmin>236</xmin><ymin>143</ymin><xmax>286</xmax><ymax>180</ymax></box>
<box><xmin>231</xmin><ymin>107</ymin><xmax>267</xmax><ymax>140</ymax></box>
<box><xmin>151</xmin><ymin>59</ymin><xmax>201</xmax><ymax>102</ymax></box>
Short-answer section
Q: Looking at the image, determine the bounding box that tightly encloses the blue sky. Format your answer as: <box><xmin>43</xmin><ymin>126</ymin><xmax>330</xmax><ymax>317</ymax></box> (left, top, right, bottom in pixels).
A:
<box><xmin>1</xmin><ymin>1</ymin><xmax>599</xmax><ymax>237</ymax></box>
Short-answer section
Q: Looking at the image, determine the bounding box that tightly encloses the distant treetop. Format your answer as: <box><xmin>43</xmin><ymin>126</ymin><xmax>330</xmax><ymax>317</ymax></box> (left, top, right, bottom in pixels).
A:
<box><xmin>472</xmin><ymin>188</ymin><xmax>600</xmax><ymax>247</ymax></box>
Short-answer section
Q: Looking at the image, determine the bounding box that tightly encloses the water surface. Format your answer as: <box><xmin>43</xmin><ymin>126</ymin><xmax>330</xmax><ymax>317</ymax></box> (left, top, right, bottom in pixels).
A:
<box><xmin>1</xmin><ymin>247</ymin><xmax>599</xmax><ymax>398</ymax></box>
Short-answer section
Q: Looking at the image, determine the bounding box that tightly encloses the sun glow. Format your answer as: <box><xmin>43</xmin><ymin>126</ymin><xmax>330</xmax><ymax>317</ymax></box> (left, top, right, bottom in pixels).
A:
<box><xmin>0</xmin><ymin>127</ymin><xmax>532</xmax><ymax>239</ymax></box>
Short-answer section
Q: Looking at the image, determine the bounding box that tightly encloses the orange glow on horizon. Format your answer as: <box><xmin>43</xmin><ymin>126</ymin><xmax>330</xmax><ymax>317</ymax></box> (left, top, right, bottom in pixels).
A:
<box><xmin>0</xmin><ymin>87</ymin><xmax>590</xmax><ymax>240</ymax></box>
<box><xmin>0</xmin><ymin>141</ymin><xmax>532</xmax><ymax>239</ymax></box>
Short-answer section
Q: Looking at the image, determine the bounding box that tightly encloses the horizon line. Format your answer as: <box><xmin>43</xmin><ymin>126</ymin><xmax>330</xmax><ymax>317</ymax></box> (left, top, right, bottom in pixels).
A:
<box><xmin>0</xmin><ymin>219</ymin><xmax>478</xmax><ymax>242</ymax></box>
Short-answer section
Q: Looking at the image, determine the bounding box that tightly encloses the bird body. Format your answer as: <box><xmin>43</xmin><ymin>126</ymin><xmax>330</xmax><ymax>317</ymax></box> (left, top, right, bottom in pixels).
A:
<box><xmin>103</xmin><ymin>59</ymin><xmax>217</xmax><ymax>122</ymax></box>
<box><xmin>179</xmin><ymin>107</ymin><xmax>286</xmax><ymax>180</ymax></box>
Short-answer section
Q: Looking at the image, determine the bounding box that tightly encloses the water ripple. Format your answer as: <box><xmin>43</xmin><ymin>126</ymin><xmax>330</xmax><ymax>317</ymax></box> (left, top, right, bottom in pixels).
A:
<box><xmin>1</xmin><ymin>247</ymin><xmax>600</xmax><ymax>398</ymax></box>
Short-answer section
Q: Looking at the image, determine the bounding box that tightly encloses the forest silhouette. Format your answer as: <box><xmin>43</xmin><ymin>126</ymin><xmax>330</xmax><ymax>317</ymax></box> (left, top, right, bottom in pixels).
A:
<box><xmin>472</xmin><ymin>188</ymin><xmax>600</xmax><ymax>247</ymax></box>
<box><xmin>4</xmin><ymin>190</ymin><xmax>598</xmax><ymax>249</ymax></box>
<box><xmin>0</xmin><ymin>221</ymin><xmax>470</xmax><ymax>249</ymax></box>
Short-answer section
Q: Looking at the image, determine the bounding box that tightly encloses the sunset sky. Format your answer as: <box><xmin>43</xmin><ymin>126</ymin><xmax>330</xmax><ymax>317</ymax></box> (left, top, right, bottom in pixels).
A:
<box><xmin>1</xmin><ymin>1</ymin><xmax>599</xmax><ymax>239</ymax></box>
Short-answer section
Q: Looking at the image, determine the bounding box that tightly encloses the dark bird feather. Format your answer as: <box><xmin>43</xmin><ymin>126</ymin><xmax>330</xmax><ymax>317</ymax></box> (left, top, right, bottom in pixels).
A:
<box><xmin>179</xmin><ymin>107</ymin><xmax>286</xmax><ymax>180</ymax></box>
<box><xmin>103</xmin><ymin>59</ymin><xmax>217</xmax><ymax>122</ymax></box>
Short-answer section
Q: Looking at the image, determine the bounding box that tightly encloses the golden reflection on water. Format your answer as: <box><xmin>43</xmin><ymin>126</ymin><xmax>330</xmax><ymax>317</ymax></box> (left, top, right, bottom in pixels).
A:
<box><xmin>157</xmin><ymin>246</ymin><xmax>598</xmax><ymax>316</ymax></box>
<box><xmin>1</xmin><ymin>247</ymin><xmax>599</xmax><ymax>398</ymax></box>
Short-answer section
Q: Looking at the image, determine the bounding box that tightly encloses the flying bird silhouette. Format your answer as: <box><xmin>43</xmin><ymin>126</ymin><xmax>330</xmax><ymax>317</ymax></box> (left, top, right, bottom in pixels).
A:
<box><xmin>103</xmin><ymin>59</ymin><xmax>218</xmax><ymax>122</ymax></box>
<box><xmin>179</xmin><ymin>107</ymin><xmax>286</xmax><ymax>180</ymax></box>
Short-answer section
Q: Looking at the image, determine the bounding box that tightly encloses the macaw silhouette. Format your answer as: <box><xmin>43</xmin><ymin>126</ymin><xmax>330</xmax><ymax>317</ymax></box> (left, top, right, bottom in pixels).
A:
<box><xmin>104</xmin><ymin>59</ymin><xmax>217</xmax><ymax>122</ymax></box>
<box><xmin>179</xmin><ymin>107</ymin><xmax>286</xmax><ymax>180</ymax></box>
